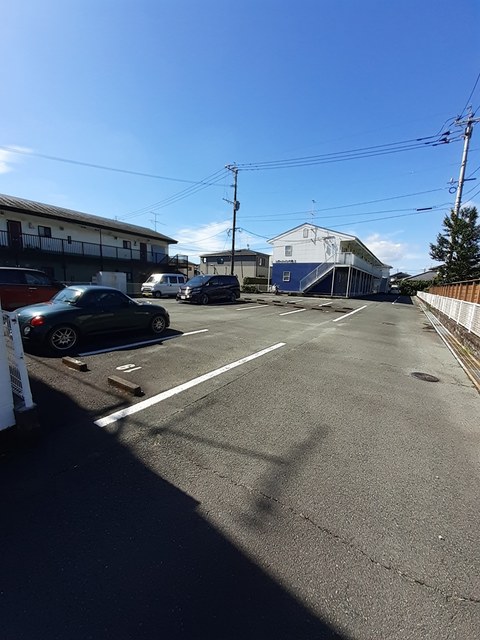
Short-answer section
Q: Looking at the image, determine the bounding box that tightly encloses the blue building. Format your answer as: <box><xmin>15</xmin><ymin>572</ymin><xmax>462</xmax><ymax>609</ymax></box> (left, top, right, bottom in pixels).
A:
<box><xmin>268</xmin><ymin>223</ymin><xmax>390</xmax><ymax>297</ymax></box>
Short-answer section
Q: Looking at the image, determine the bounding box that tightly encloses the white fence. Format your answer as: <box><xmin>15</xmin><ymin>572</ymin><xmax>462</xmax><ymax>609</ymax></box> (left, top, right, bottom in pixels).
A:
<box><xmin>417</xmin><ymin>291</ymin><xmax>480</xmax><ymax>338</ymax></box>
<box><xmin>1</xmin><ymin>308</ymin><xmax>34</xmax><ymax>431</ymax></box>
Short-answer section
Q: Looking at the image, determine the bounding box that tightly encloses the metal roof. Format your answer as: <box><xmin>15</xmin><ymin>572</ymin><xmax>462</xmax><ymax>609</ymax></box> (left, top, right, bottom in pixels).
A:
<box><xmin>199</xmin><ymin>248</ymin><xmax>270</xmax><ymax>257</ymax></box>
<box><xmin>0</xmin><ymin>193</ymin><xmax>177</xmax><ymax>244</ymax></box>
<box><xmin>403</xmin><ymin>269</ymin><xmax>439</xmax><ymax>281</ymax></box>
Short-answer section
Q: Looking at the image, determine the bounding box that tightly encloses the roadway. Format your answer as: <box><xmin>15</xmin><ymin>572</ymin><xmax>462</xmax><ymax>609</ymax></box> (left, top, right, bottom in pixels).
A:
<box><xmin>1</xmin><ymin>294</ymin><xmax>479</xmax><ymax>639</ymax></box>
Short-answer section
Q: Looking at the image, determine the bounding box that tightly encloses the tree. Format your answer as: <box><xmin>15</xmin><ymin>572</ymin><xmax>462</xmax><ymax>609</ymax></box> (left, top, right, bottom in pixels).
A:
<box><xmin>429</xmin><ymin>206</ymin><xmax>480</xmax><ymax>282</ymax></box>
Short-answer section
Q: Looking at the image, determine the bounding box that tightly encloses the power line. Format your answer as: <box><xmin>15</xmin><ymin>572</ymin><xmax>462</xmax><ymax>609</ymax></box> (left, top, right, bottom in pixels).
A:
<box><xmin>174</xmin><ymin>227</ymin><xmax>231</xmax><ymax>251</ymax></box>
<box><xmin>460</xmin><ymin>70</ymin><xmax>480</xmax><ymax>118</ymax></box>
<box><xmin>236</xmin><ymin>133</ymin><xmax>460</xmax><ymax>171</ymax></box>
<box><xmin>118</xmin><ymin>168</ymin><xmax>228</xmax><ymax>220</ymax></box>
<box><xmin>237</xmin><ymin>188</ymin><xmax>447</xmax><ymax>220</ymax></box>
<box><xmin>0</xmin><ymin>144</ymin><xmax>227</xmax><ymax>187</ymax></box>
<box><xmin>464</xmin><ymin>185</ymin><xmax>480</xmax><ymax>201</ymax></box>
<box><xmin>250</xmin><ymin>208</ymin><xmax>444</xmax><ymax>247</ymax></box>
<box><xmin>240</xmin><ymin>204</ymin><xmax>449</xmax><ymax>224</ymax></box>
<box><xmin>331</xmin><ymin>208</ymin><xmax>444</xmax><ymax>228</ymax></box>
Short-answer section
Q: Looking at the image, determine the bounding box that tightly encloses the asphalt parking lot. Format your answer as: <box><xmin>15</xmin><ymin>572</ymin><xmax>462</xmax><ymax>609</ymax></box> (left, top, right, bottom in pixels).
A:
<box><xmin>2</xmin><ymin>292</ymin><xmax>480</xmax><ymax>639</ymax></box>
<box><xmin>20</xmin><ymin>293</ymin><xmax>384</xmax><ymax>432</ymax></box>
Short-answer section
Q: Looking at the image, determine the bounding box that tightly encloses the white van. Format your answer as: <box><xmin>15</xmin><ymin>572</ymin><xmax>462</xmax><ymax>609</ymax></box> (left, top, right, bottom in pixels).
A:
<box><xmin>141</xmin><ymin>273</ymin><xmax>187</xmax><ymax>298</ymax></box>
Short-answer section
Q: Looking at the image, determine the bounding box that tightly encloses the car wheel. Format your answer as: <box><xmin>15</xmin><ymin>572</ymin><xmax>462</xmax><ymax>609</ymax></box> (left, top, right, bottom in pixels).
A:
<box><xmin>229</xmin><ymin>291</ymin><xmax>237</xmax><ymax>303</ymax></box>
<box><xmin>200</xmin><ymin>293</ymin><xmax>209</xmax><ymax>305</ymax></box>
<box><xmin>150</xmin><ymin>314</ymin><xmax>167</xmax><ymax>334</ymax></box>
<box><xmin>154</xmin><ymin>291</ymin><xmax>162</xmax><ymax>299</ymax></box>
<box><xmin>47</xmin><ymin>325</ymin><xmax>79</xmax><ymax>353</ymax></box>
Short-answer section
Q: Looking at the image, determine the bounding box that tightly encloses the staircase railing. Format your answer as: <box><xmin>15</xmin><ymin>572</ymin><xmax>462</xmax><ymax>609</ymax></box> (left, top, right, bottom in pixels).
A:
<box><xmin>299</xmin><ymin>263</ymin><xmax>334</xmax><ymax>292</ymax></box>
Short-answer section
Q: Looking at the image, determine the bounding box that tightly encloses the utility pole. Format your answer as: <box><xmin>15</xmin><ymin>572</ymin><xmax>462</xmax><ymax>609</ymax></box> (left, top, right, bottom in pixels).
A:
<box><xmin>225</xmin><ymin>164</ymin><xmax>240</xmax><ymax>275</ymax></box>
<box><xmin>453</xmin><ymin>109</ymin><xmax>480</xmax><ymax>216</ymax></box>
<box><xmin>150</xmin><ymin>211</ymin><xmax>161</xmax><ymax>232</ymax></box>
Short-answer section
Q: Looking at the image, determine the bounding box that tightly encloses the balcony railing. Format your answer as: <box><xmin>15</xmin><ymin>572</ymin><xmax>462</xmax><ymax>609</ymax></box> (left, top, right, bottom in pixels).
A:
<box><xmin>0</xmin><ymin>230</ymin><xmax>187</xmax><ymax>267</ymax></box>
<box><xmin>338</xmin><ymin>252</ymin><xmax>383</xmax><ymax>277</ymax></box>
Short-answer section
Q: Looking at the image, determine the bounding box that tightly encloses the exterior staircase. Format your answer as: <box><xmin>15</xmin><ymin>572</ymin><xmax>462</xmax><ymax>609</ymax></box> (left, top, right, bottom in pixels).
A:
<box><xmin>299</xmin><ymin>263</ymin><xmax>334</xmax><ymax>292</ymax></box>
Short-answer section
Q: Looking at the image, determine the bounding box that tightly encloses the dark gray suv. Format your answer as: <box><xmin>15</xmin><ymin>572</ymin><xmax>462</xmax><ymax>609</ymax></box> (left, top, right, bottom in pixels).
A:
<box><xmin>177</xmin><ymin>274</ymin><xmax>240</xmax><ymax>304</ymax></box>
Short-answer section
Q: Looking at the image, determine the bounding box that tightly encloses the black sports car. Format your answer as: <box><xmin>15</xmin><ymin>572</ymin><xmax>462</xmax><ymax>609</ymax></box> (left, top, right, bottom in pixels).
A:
<box><xmin>16</xmin><ymin>285</ymin><xmax>170</xmax><ymax>354</ymax></box>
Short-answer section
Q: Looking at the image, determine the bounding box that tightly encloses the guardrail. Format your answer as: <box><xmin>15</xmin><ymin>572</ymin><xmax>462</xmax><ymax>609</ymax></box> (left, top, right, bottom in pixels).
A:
<box><xmin>417</xmin><ymin>291</ymin><xmax>480</xmax><ymax>338</ymax></box>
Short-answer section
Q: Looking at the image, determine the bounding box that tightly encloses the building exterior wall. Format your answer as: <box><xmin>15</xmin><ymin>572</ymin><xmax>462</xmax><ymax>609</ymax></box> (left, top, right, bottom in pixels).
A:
<box><xmin>0</xmin><ymin>207</ymin><xmax>181</xmax><ymax>285</ymax></box>
<box><xmin>270</xmin><ymin>224</ymin><xmax>387</xmax><ymax>296</ymax></box>
<box><xmin>200</xmin><ymin>252</ymin><xmax>269</xmax><ymax>286</ymax></box>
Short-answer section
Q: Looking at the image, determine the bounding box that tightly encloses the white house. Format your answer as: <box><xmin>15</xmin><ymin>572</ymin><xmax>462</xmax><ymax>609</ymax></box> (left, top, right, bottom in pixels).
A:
<box><xmin>0</xmin><ymin>193</ymin><xmax>185</xmax><ymax>286</ymax></box>
<box><xmin>268</xmin><ymin>223</ymin><xmax>390</xmax><ymax>297</ymax></box>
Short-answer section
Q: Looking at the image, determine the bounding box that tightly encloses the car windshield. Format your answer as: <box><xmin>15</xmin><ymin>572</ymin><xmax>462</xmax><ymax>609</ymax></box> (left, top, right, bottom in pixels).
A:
<box><xmin>51</xmin><ymin>288</ymin><xmax>83</xmax><ymax>305</ymax></box>
<box><xmin>146</xmin><ymin>275</ymin><xmax>160</xmax><ymax>283</ymax></box>
<box><xmin>185</xmin><ymin>276</ymin><xmax>210</xmax><ymax>286</ymax></box>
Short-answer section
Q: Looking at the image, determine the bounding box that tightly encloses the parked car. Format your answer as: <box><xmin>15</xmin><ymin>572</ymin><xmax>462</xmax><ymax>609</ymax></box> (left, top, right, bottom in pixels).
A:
<box><xmin>0</xmin><ymin>267</ymin><xmax>65</xmax><ymax>311</ymax></box>
<box><xmin>16</xmin><ymin>285</ymin><xmax>170</xmax><ymax>353</ymax></box>
<box><xmin>141</xmin><ymin>273</ymin><xmax>187</xmax><ymax>298</ymax></box>
<box><xmin>176</xmin><ymin>274</ymin><xmax>240</xmax><ymax>304</ymax></box>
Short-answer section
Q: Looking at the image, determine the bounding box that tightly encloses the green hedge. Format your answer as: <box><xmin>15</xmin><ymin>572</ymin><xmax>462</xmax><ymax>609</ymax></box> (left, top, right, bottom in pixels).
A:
<box><xmin>400</xmin><ymin>280</ymin><xmax>433</xmax><ymax>296</ymax></box>
<box><xmin>243</xmin><ymin>277</ymin><xmax>268</xmax><ymax>285</ymax></box>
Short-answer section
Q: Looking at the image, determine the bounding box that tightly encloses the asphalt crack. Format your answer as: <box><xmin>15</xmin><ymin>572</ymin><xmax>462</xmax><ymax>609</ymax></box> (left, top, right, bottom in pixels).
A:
<box><xmin>178</xmin><ymin>453</ymin><xmax>480</xmax><ymax>607</ymax></box>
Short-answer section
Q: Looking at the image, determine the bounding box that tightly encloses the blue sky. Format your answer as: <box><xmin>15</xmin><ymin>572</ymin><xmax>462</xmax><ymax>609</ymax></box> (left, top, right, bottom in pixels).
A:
<box><xmin>1</xmin><ymin>0</ymin><xmax>479</xmax><ymax>275</ymax></box>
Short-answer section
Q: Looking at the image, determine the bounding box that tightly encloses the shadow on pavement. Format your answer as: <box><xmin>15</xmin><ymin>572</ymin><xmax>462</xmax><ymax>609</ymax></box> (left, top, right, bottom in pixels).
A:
<box><xmin>23</xmin><ymin>328</ymin><xmax>184</xmax><ymax>358</ymax></box>
<box><xmin>353</xmin><ymin>293</ymin><xmax>414</xmax><ymax>305</ymax></box>
<box><xmin>0</xmin><ymin>381</ymin><xmax>346</xmax><ymax>640</ymax></box>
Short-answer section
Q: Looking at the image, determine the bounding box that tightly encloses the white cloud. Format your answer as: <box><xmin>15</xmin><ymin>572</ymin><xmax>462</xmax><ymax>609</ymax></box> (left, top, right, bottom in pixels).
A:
<box><xmin>363</xmin><ymin>232</ymin><xmax>438</xmax><ymax>275</ymax></box>
<box><xmin>174</xmin><ymin>219</ymin><xmax>270</xmax><ymax>262</ymax></box>
<box><xmin>363</xmin><ymin>233</ymin><xmax>407</xmax><ymax>265</ymax></box>
<box><xmin>0</xmin><ymin>145</ymin><xmax>32</xmax><ymax>174</ymax></box>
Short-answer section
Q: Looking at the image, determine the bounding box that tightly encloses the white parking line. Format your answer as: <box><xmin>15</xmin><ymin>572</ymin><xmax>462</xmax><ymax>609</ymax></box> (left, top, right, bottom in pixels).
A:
<box><xmin>332</xmin><ymin>305</ymin><xmax>368</xmax><ymax>323</ymax></box>
<box><xmin>236</xmin><ymin>305</ymin><xmax>267</xmax><ymax>311</ymax></box>
<box><xmin>79</xmin><ymin>329</ymin><xmax>209</xmax><ymax>356</ymax></box>
<box><xmin>95</xmin><ymin>342</ymin><xmax>286</xmax><ymax>427</ymax></box>
<box><xmin>279</xmin><ymin>308</ymin><xmax>306</xmax><ymax>316</ymax></box>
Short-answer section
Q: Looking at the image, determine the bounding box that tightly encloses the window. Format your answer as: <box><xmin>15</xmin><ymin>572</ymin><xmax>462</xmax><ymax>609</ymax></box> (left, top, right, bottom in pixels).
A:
<box><xmin>303</xmin><ymin>228</ymin><xmax>309</xmax><ymax>238</ymax></box>
<box><xmin>282</xmin><ymin>271</ymin><xmax>291</xmax><ymax>282</ymax></box>
<box><xmin>97</xmin><ymin>290</ymin><xmax>128</xmax><ymax>308</ymax></box>
<box><xmin>258</xmin><ymin>257</ymin><xmax>266</xmax><ymax>266</ymax></box>
<box><xmin>285</xmin><ymin>245</ymin><xmax>292</xmax><ymax>257</ymax></box>
<box><xmin>25</xmin><ymin>272</ymin><xmax>52</xmax><ymax>285</ymax></box>
<box><xmin>123</xmin><ymin>240</ymin><xmax>132</xmax><ymax>249</ymax></box>
<box><xmin>0</xmin><ymin>269</ymin><xmax>24</xmax><ymax>284</ymax></box>
<box><xmin>38</xmin><ymin>226</ymin><xmax>52</xmax><ymax>238</ymax></box>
